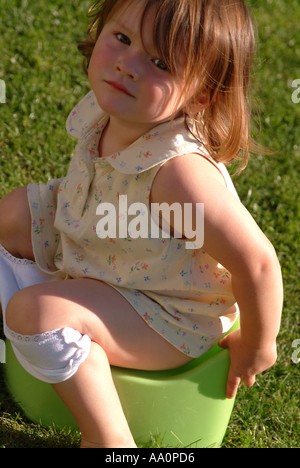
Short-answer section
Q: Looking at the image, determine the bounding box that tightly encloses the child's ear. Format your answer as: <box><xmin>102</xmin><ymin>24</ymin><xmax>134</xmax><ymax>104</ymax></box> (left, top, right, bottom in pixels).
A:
<box><xmin>185</xmin><ymin>92</ymin><xmax>210</xmax><ymax>116</ymax></box>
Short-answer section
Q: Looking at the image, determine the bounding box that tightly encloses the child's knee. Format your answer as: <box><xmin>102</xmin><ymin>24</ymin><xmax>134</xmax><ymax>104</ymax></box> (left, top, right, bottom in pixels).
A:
<box><xmin>5</xmin><ymin>288</ymin><xmax>92</xmax><ymax>384</ymax></box>
<box><xmin>5</xmin><ymin>287</ymin><xmax>37</xmax><ymax>335</ymax></box>
<box><xmin>0</xmin><ymin>187</ymin><xmax>26</xmax><ymax>228</ymax></box>
<box><xmin>0</xmin><ymin>186</ymin><xmax>33</xmax><ymax>258</ymax></box>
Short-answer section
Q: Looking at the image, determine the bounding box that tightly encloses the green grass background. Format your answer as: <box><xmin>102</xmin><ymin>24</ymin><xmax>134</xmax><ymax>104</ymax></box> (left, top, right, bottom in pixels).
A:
<box><xmin>0</xmin><ymin>0</ymin><xmax>300</xmax><ymax>448</ymax></box>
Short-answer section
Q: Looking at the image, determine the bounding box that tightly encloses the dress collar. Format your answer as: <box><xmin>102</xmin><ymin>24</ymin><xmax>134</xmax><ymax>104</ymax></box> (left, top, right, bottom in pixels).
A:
<box><xmin>66</xmin><ymin>90</ymin><xmax>205</xmax><ymax>175</ymax></box>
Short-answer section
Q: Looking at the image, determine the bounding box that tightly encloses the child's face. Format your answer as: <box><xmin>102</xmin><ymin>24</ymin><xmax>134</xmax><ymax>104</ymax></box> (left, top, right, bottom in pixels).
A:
<box><xmin>88</xmin><ymin>0</ymin><xmax>190</xmax><ymax>131</ymax></box>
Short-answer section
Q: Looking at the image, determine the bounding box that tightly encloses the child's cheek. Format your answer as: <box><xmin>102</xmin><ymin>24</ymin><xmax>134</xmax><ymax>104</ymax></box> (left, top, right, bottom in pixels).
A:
<box><xmin>89</xmin><ymin>37</ymin><xmax>115</xmax><ymax>81</ymax></box>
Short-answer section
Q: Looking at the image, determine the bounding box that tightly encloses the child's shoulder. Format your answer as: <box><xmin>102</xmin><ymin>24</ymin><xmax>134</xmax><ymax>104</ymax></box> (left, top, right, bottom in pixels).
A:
<box><xmin>151</xmin><ymin>152</ymin><xmax>228</xmax><ymax>205</ymax></box>
<box><xmin>171</xmin><ymin>153</ymin><xmax>226</xmax><ymax>185</ymax></box>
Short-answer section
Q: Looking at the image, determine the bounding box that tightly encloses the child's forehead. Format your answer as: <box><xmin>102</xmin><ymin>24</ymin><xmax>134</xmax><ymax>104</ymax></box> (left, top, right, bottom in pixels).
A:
<box><xmin>109</xmin><ymin>2</ymin><xmax>159</xmax><ymax>50</ymax></box>
<box><xmin>110</xmin><ymin>0</ymin><xmax>153</xmax><ymax>26</ymax></box>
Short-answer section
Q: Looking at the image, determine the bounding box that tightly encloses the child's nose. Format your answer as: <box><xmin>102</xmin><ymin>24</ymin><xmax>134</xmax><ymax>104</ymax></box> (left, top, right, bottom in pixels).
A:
<box><xmin>115</xmin><ymin>52</ymin><xmax>140</xmax><ymax>81</ymax></box>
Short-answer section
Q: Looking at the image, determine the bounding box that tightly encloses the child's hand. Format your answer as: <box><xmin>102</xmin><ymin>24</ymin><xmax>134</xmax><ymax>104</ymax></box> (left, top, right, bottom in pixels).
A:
<box><xmin>218</xmin><ymin>330</ymin><xmax>277</xmax><ymax>400</ymax></box>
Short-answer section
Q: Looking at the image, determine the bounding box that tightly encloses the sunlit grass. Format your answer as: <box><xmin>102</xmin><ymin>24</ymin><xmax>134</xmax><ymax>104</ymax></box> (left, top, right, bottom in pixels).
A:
<box><xmin>1</xmin><ymin>0</ymin><xmax>300</xmax><ymax>448</ymax></box>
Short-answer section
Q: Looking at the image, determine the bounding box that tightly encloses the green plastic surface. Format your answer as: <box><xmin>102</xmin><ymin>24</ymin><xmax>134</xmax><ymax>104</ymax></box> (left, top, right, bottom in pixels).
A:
<box><xmin>4</xmin><ymin>320</ymin><xmax>239</xmax><ymax>448</ymax></box>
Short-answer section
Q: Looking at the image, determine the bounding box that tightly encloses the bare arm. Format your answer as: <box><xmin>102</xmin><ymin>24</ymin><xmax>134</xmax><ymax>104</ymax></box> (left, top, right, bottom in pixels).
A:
<box><xmin>151</xmin><ymin>154</ymin><xmax>283</xmax><ymax>398</ymax></box>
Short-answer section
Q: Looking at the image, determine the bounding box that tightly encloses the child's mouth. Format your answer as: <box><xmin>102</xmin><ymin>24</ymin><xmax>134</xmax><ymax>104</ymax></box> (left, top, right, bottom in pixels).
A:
<box><xmin>106</xmin><ymin>81</ymin><xmax>135</xmax><ymax>97</ymax></box>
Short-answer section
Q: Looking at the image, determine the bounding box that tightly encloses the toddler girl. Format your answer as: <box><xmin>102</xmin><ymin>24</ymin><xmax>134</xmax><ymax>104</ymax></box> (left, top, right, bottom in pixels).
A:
<box><xmin>0</xmin><ymin>0</ymin><xmax>283</xmax><ymax>448</ymax></box>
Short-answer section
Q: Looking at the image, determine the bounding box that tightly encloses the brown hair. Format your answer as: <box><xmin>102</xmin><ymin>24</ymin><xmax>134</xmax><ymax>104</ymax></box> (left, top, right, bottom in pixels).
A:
<box><xmin>78</xmin><ymin>0</ymin><xmax>258</xmax><ymax>169</ymax></box>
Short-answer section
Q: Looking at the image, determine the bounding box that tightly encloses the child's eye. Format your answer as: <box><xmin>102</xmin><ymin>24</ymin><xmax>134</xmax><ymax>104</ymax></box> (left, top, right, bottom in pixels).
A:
<box><xmin>153</xmin><ymin>58</ymin><xmax>168</xmax><ymax>71</ymax></box>
<box><xmin>116</xmin><ymin>33</ymin><xmax>131</xmax><ymax>46</ymax></box>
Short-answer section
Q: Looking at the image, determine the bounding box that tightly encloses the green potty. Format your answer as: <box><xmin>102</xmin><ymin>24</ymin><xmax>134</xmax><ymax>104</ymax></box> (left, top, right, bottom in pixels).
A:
<box><xmin>4</xmin><ymin>319</ymin><xmax>239</xmax><ymax>448</ymax></box>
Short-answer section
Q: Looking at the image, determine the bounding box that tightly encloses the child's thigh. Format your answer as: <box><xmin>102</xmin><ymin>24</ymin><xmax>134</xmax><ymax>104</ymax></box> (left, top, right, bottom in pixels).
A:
<box><xmin>0</xmin><ymin>186</ymin><xmax>33</xmax><ymax>260</ymax></box>
<box><xmin>6</xmin><ymin>278</ymin><xmax>193</xmax><ymax>371</ymax></box>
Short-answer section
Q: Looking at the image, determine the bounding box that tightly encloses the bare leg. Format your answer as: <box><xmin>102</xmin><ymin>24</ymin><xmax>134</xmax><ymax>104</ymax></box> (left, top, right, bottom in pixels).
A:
<box><xmin>0</xmin><ymin>186</ymin><xmax>33</xmax><ymax>319</ymax></box>
<box><xmin>0</xmin><ymin>186</ymin><xmax>34</xmax><ymax>260</ymax></box>
<box><xmin>53</xmin><ymin>342</ymin><xmax>137</xmax><ymax>448</ymax></box>
<box><xmin>6</xmin><ymin>279</ymin><xmax>192</xmax><ymax>448</ymax></box>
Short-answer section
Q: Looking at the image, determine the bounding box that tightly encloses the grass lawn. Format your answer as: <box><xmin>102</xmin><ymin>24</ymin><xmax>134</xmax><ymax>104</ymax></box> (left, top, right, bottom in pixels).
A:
<box><xmin>1</xmin><ymin>0</ymin><xmax>300</xmax><ymax>448</ymax></box>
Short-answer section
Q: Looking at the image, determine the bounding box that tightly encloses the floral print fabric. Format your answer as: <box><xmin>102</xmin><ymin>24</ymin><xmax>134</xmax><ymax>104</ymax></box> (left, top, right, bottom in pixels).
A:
<box><xmin>27</xmin><ymin>90</ymin><xmax>239</xmax><ymax>358</ymax></box>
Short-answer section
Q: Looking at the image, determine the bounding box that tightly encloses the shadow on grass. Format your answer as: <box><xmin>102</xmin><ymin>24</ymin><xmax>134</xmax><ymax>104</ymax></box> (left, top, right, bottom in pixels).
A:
<box><xmin>0</xmin><ymin>366</ymin><xmax>80</xmax><ymax>448</ymax></box>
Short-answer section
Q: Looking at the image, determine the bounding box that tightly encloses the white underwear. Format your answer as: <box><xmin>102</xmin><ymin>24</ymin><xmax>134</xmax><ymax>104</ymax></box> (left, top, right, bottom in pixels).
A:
<box><xmin>0</xmin><ymin>243</ymin><xmax>91</xmax><ymax>384</ymax></box>
<box><xmin>5</xmin><ymin>325</ymin><xmax>91</xmax><ymax>384</ymax></box>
